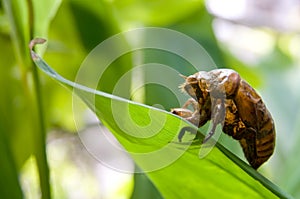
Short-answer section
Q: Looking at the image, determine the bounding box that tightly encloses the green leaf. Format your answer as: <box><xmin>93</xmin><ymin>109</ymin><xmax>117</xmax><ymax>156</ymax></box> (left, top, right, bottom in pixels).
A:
<box><xmin>32</xmin><ymin>0</ymin><xmax>62</xmax><ymax>54</ymax></box>
<box><xmin>30</xmin><ymin>39</ymin><xmax>292</xmax><ymax>199</ymax></box>
<box><xmin>2</xmin><ymin>0</ymin><xmax>31</xmax><ymax>68</ymax></box>
<box><xmin>0</xmin><ymin>36</ymin><xmax>30</xmax><ymax>198</ymax></box>
<box><xmin>0</xmin><ymin>121</ymin><xmax>23</xmax><ymax>199</ymax></box>
<box><xmin>110</xmin><ymin>0</ymin><xmax>204</xmax><ymax>26</ymax></box>
<box><xmin>2</xmin><ymin>0</ymin><xmax>62</xmax><ymax>198</ymax></box>
<box><xmin>130</xmin><ymin>169</ymin><xmax>163</xmax><ymax>199</ymax></box>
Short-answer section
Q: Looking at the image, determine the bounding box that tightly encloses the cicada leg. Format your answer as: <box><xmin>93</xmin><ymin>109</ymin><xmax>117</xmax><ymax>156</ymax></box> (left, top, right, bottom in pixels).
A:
<box><xmin>203</xmin><ymin>98</ymin><xmax>226</xmax><ymax>143</ymax></box>
<box><xmin>177</xmin><ymin>126</ymin><xmax>199</xmax><ymax>142</ymax></box>
<box><xmin>171</xmin><ymin>98</ymin><xmax>200</xmax><ymax>126</ymax></box>
<box><xmin>181</xmin><ymin>98</ymin><xmax>199</xmax><ymax>110</ymax></box>
<box><xmin>171</xmin><ymin>98</ymin><xmax>202</xmax><ymax>142</ymax></box>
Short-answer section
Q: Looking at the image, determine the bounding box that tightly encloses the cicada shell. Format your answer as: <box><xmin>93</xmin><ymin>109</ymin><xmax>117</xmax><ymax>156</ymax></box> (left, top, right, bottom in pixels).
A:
<box><xmin>171</xmin><ymin>69</ymin><xmax>275</xmax><ymax>169</ymax></box>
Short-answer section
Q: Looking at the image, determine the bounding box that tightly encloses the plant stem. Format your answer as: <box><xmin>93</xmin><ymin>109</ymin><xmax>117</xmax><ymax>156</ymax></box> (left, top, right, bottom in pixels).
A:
<box><xmin>31</xmin><ymin>61</ymin><xmax>51</xmax><ymax>199</ymax></box>
<box><xmin>27</xmin><ymin>0</ymin><xmax>51</xmax><ymax>197</ymax></box>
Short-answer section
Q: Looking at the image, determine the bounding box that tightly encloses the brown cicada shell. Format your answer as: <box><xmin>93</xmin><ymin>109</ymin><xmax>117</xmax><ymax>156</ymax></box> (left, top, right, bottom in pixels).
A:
<box><xmin>171</xmin><ymin>69</ymin><xmax>275</xmax><ymax>169</ymax></box>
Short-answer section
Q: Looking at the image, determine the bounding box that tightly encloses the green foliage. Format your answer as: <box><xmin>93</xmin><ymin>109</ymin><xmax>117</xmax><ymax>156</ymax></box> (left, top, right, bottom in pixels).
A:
<box><xmin>0</xmin><ymin>0</ymin><xmax>299</xmax><ymax>198</ymax></box>
<box><xmin>1</xmin><ymin>0</ymin><xmax>61</xmax><ymax>198</ymax></box>
<box><xmin>31</xmin><ymin>44</ymin><xmax>291</xmax><ymax>198</ymax></box>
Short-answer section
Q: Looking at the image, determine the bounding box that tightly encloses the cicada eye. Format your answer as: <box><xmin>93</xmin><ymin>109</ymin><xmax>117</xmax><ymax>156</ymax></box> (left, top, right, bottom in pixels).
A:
<box><xmin>183</xmin><ymin>84</ymin><xmax>197</xmax><ymax>99</ymax></box>
<box><xmin>183</xmin><ymin>76</ymin><xmax>196</xmax><ymax>85</ymax></box>
<box><xmin>180</xmin><ymin>73</ymin><xmax>203</xmax><ymax>100</ymax></box>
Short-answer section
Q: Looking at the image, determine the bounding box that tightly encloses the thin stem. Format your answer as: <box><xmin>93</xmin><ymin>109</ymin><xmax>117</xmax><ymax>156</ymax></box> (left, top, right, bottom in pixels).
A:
<box><xmin>27</xmin><ymin>0</ymin><xmax>51</xmax><ymax>197</ymax></box>
<box><xmin>31</xmin><ymin>60</ymin><xmax>51</xmax><ymax>199</ymax></box>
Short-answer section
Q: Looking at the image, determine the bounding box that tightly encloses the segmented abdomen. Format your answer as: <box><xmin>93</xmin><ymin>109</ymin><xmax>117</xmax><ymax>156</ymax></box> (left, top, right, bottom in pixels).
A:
<box><xmin>233</xmin><ymin>80</ymin><xmax>275</xmax><ymax>169</ymax></box>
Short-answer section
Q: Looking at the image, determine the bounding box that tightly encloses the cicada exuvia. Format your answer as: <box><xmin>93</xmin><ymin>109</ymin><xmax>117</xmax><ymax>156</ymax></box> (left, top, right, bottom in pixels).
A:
<box><xmin>171</xmin><ymin>69</ymin><xmax>275</xmax><ymax>169</ymax></box>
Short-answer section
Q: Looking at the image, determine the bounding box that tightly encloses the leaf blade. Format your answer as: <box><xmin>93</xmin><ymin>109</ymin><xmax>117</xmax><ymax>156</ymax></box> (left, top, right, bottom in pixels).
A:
<box><xmin>30</xmin><ymin>40</ymin><xmax>292</xmax><ymax>199</ymax></box>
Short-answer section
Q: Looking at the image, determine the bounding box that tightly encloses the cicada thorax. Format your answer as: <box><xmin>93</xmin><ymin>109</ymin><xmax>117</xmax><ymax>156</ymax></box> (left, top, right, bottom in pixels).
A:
<box><xmin>222</xmin><ymin>99</ymin><xmax>246</xmax><ymax>139</ymax></box>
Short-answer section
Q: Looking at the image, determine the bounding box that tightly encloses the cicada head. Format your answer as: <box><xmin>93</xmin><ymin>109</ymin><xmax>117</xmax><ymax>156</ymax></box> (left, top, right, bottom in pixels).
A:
<box><xmin>179</xmin><ymin>73</ymin><xmax>200</xmax><ymax>100</ymax></box>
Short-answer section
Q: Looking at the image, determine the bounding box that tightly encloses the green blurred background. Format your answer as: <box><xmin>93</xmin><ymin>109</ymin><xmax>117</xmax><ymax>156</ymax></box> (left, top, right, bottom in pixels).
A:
<box><xmin>0</xmin><ymin>0</ymin><xmax>300</xmax><ymax>198</ymax></box>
